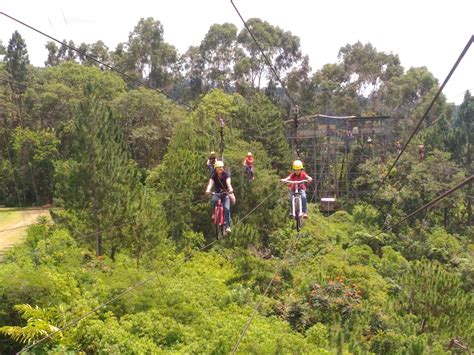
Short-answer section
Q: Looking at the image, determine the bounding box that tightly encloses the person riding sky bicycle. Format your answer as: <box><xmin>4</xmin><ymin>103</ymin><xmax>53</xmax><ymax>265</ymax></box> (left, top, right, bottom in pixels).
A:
<box><xmin>206</xmin><ymin>151</ymin><xmax>217</xmax><ymax>175</ymax></box>
<box><xmin>281</xmin><ymin>159</ymin><xmax>313</xmax><ymax>218</ymax></box>
<box><xmin>243</xmin><ymin>152</ymin><xmax>255</xmax><ymax>180</ymax></box>
<box><xmin>205</xmin><ymin>160</ymin><xmax>235</xmax><ymax>233</ymax></box>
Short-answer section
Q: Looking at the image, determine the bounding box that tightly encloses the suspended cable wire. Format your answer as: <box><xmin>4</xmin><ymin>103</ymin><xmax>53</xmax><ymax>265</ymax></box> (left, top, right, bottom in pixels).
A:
<box><xmin>230</xmin><ymin>227</ymin><xmax>303</xmax><ymax>354</ymax></box>
<box><xmin>373</xmin><ymin>175</ymin><xmax>473</xmax><ymax>237</ymax></box>
<box><xmin>0</xmin><ymin>12</ymin><xmax>193</xmax><ymax>111</ymax></box>
<box><xmin>229</xmin><ymin>0</ymin><xmax>302</xmax><ymax>157</ymax></box>
<box><xmin>17</xmin><ymin>188</ymin><xmax>278</xmax><ymax>353</ymax></box>
<box><xmin>3</xmin><ymin>184</ymin><xmax>238</xmax><ymax>260</ymax></box>
<box><xmin>229</xmin><ymin>1</ymin><xmax>296</xmax><ymax>107</ymax></box>
<box><xmin>371</xmin><ymin>35</ymin><xmax>473</xmax><ymax>199</ymax></box>
<box><xmin>230</xmin><ymin>175</ymin><xmax>472</xmax><ymax>353</ymax></box>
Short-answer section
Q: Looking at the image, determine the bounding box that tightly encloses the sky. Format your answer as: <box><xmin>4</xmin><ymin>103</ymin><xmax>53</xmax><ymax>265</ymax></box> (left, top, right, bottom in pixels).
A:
<box><xmin>1</xmin><ymin>0</ymin><xmax>473</xmax><ymax>104</ymax></box>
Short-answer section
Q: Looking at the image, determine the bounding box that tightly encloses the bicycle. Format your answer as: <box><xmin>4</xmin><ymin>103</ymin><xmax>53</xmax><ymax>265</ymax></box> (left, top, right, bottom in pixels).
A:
<box><xmin>281</xmin><ymin>179</ymin><xmax>309</xmax><ymax>232</ymax></box>
<box><xmin>212</xmin><ymin>192</ymin><xmax>227</xmax><ymax>239</ymax></box>
<box><xmin>244</xmin><ymin>164</ymin><xmax>254</xmax><ymax>181</ymax></box>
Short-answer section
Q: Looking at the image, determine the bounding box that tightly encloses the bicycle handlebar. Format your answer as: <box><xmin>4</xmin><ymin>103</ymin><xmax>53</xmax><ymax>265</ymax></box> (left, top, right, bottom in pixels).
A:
<box><xmin>280</xmin><ymin>179</ymin><xmax>310</xmax><ymax>184</ymax></box>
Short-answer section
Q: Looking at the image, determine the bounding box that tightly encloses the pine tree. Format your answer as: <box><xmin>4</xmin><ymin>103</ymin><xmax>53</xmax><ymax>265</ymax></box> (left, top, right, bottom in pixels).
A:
<box><xmin>55</xmin><ymin>88</ymin><xmax>141</xmax><ymax>257</ymax></box>
<box><xmin>234</xmin><ymin>92</ymin><xmax>291</xmax><ymax>171</ymax></box>
<box><xmin>4</xmin><ymin>31</ymin><xmax>29</xmax><ymax>92</ymax></box>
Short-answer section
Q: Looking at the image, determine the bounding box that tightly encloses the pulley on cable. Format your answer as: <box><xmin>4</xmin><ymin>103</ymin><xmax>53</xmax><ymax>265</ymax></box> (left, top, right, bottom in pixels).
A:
<box><xmin>217</xmin><ymin>114</ymin><xmax>226</xmax><ymax>163</ymax></box>
<box><xmin>292</xmin><ymin>105</ymin><xmax>301</xmax><ymax>159</ymax></box>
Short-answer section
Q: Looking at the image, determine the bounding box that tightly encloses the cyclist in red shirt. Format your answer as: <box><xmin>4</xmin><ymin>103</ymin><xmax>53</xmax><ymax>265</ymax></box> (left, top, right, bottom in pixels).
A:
<box><xmin>243</xmin><ymin>152</ymin><xmax>255</xmax><ymax>180</ymax></box>
<box><xmin>281</xmin><ymin>159</ymin><xmax>313</xmax><ymax>218</ymax></box>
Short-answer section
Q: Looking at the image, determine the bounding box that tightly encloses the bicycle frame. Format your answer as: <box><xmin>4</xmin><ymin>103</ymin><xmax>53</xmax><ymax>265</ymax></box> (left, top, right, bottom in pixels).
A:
<box><xmin>291</xmin><ymin>192</ymin><xmax>303</xmax><ymax>218</ymax></box>
<box><xmin>244</xmin><ymin>165</ymin><xmax>254</xmax><ymax>180</ymax></box>
<box><xmin>290</xmin><ymin>181</ymin><xmax>306</xmax><ymax>217</ymax></box>
<box><xmin>282</xmin><ymin>179</ymin><xmax>309</xmax><ymax>231</ymax></box>
<box><xmin>212</xmin><ymin>192</ymin><xmax>226</xmax><ymax>239</ymax></box>
<box><xmin>212</xmin><ymin>192</ymin><xmax>226</xmax><ymax>225</ymax></box>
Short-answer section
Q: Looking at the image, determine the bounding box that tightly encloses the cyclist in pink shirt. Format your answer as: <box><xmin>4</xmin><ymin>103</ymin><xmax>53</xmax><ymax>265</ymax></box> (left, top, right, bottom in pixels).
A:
<box><xmin>205</xmin><ymin>160</ymin><xmax>235</xmax><ymax>233</ymax></box>
<box><xmin>281</xmin><ymin>160</ymin><xmax>313</xmax><ymax>218</ymax></box>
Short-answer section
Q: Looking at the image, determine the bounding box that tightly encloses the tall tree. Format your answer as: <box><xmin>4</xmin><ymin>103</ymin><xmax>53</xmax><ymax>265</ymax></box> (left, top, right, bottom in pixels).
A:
<box><xmin>4</xmin><ymin>31</ymin><xmax>30</xmax><ymax>87</ymax></box>
<box><xmin>453</xmin><ymin>91</ymin><xmax>473</xmax><ymax>224</ymax></box>
<box><xmin>44</xmin><ymin>41</ymin><xmax>60</xmax><ymax>67</ymax></box>
<box><xmin>55</xmin><ymin>88</ymin><xmax>140</xmax><ymax>257</ymax></box>
<box><xmin>0</xmin><ymin>40</ymin><xmax>6</xmax><ymax>56</ymax></box>
<box><xmin>4</xmin><ymin>31</ymin><xmax>30</xmax><ymax>155</ymax></box>
<box><xmin>11</xmin><ymin>127</ymin><xmax>59</xmax><ymax>205</ymax></box>
<box><xmin>199</xmin><ymin>23</ymin><xmax>238</xmax><ymax>90</ymax></box>
<box><xmin>284</xmin><ymin>55</ymin><xmax>314</xmax><ymax>114</ymax></box>
<box><xmin>81</xmin><ymin>41</ymin><xmax>110</xmax><ymax>67</ymax></box>
<box><xmin>234</xmin><ymin>92</ymin><xmax>291</xmax><ymax>171</ymax></box>
<box><xmin>308</xmin><ymin>42</ymin><xmax>405</xmax><ymax>116</ymax></box>
<box><xmin>112</xmin><ymin>87</ymin><xmax>186</xmax><ymax>168</ymax></box>
<box><xmin>236</xmin><ymin>18</ymin><xmax>302</xmax><ymax>90</ymax></box>
<box><xmin>124</xmin><ymin>18</ymin><xmax>179</xmax><ymax>89</ymax></box>
<box><xmin>182</xmin><ymin>45</ymin><xmax>205</xmax><ymax>99</ymax></box>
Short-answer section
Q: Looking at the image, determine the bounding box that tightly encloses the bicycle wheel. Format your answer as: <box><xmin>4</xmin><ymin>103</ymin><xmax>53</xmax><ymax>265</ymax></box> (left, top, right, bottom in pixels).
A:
<box><xmin>215</xmin><ymin>205</ymin><xmax>225</xmax><ymax>240</ymax></box>
<box><xmin>294</xmin><ymin>198</ymin><xmax>302</xmax><ymax>231</ymax></box>
<box><xmin>215</xmin><ymin>223</ymin><xmax>223</xmax><ymax>240</ymax></box>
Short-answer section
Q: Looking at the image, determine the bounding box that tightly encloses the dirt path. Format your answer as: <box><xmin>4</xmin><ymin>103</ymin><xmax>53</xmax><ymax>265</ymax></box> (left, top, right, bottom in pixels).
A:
<box><xmin>0</xmin><ymin>208</ymin><xmax>50</xmax><ymax>251</ymax></box>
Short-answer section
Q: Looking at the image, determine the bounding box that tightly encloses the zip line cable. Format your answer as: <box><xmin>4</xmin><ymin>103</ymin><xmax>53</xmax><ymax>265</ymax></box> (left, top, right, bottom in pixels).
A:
<box><xmin>17</xmin><ymin>188</ymin><xmax>279</xmax><ymax>354</ymax></box>
<box><xmin>229</xmin><ymin>1</ymin><xmax>296</xmax><ymax>107</ymax></box>
<box><xmin>229</xmin><ymin>0</ymin><xmax>302</xmax><ymax>157</ymax></box>
<box><xmin>371</xmin><ymin>35</ymin><xmax>473</xmax><ymax>199</ymax></box>
<box><xmin>230</xmin><ymin>217</ymin><xmax>304</xmax><ymax>354</ymax></box>
<box><xmin>17</xmin><ymin>242</ymin><xmax>209</xmax><ymax>354</ymax></box>
<box><xmin>230</xmin><ymin>175</ymin><xmax>473</xmax><ymax>353</ymax></box>
<box><xmin>2</xmin><ymin>182</ymin><xmax>250</xmax><ymax>260</ymax></box>
<box><xmin>372</xmin><ymin>175</ymin><xmax>473</xmax><ymax>238</ymax></box>
<box><xmin>14</xmin><ymin>177</ymin><xmax>472</xmax><ymax>352</ymax></box>
<box><xmin>0</xmin><ymin>12</ymin><xmax>193</xmax><ymax>111</ymax></box>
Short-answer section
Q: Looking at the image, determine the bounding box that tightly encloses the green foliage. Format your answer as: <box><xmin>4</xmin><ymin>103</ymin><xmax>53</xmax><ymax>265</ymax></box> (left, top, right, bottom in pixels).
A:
<box><xmin>306</xmin><ymin>322</ymin><xmax>329</xmax><ymax>348</ymax></box>
<box><xmin>395</xmin><ymin>259</ymin><xmax>473</xmax><ymax>343</ymax></box>
<box><xmin>378</xmin><ymin>246</ymin><xmax>409</xmax><ymax>279</ymax></box>
<box><xmin>426</xmin><ymin>228</ymin><xmax>461</xmax><ymax>263</ymax></box>
<box><xmin>47</xmin><ymin>61</ymin><xmax>126</xmax><ymax>101</ymax></box>
<box><xmin>305</xmin><ymin>278</ymin><xmax>363</xmax><ymax>325</ymax></box>
<box><xmin>11</xmin><ymin>127</ymin><xmax>59</xmax><ymax>204</ymax></box>
<box><xmin>0</xmin><ymin>21</ymin><xmax>472</xmax><ymax>355</ymax></box>
<box><xmin>352</xmin><ymin>203</ymin><xmax>381</xmax><ymax>227</ymax></box>
<box><xmin>54</xmin><ymin>89</ymin><xmax>144</xmax><ymax>257</ymax></box>
<box><xmin>236</xmin><ymin>18</ymin><xmax>302</xmax><ymax>90</ymax></box>
<box><xmin>0</xmin><ymin>304</ymin><xmax>61</xmax><ymax>345</ymax></box>
<box><xmin>369</xmin><ymin>332</ymin><xmax>427</xmax><ymax>355</ymax></box>
<box><xmin>233</xmin><ymin>92</ymin><xmax>292</xmax><ymax>171</ymax></box>
<box><xmin>354</xmin><ymin>148</ymin><xmax>466</xmax><ymax>233</ymax></box>
<box><xmin>112</xmin><ymin>87</ymin><xmax>186</xmax><ymax>168</ymax></box>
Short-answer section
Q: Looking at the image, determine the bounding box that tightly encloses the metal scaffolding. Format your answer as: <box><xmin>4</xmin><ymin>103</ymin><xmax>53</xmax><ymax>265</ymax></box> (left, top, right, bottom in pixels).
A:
<box><xmin>286</xmin><ymin>114</ymin><xmax>395</xmax><ymax>209</ymax></box>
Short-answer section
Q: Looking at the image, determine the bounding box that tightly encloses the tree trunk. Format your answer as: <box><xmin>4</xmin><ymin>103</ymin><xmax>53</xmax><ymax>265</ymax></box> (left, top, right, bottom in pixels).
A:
<box><xmin>444</xmin><ymin>207</ymin><xmax>448</xmax><ymax>229</ymax></box>
<box><xmin>468</xmin><ymin>185</ymin><xmax>472</xmax><ymax>226</ymax></box>
<box><xmin>95</xmin><ymin>223</ymin><xmax>101</xmax><ymax>257</ymax></box>
<box><xmin>136</xmin><ymin>246</ymin><xmax>141</xmax><ymax>269</ymax></box>
<box><xmin>111</xmin><ymin>245</ymin><xmax>117</xmax><ymax>261</ymax></box>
